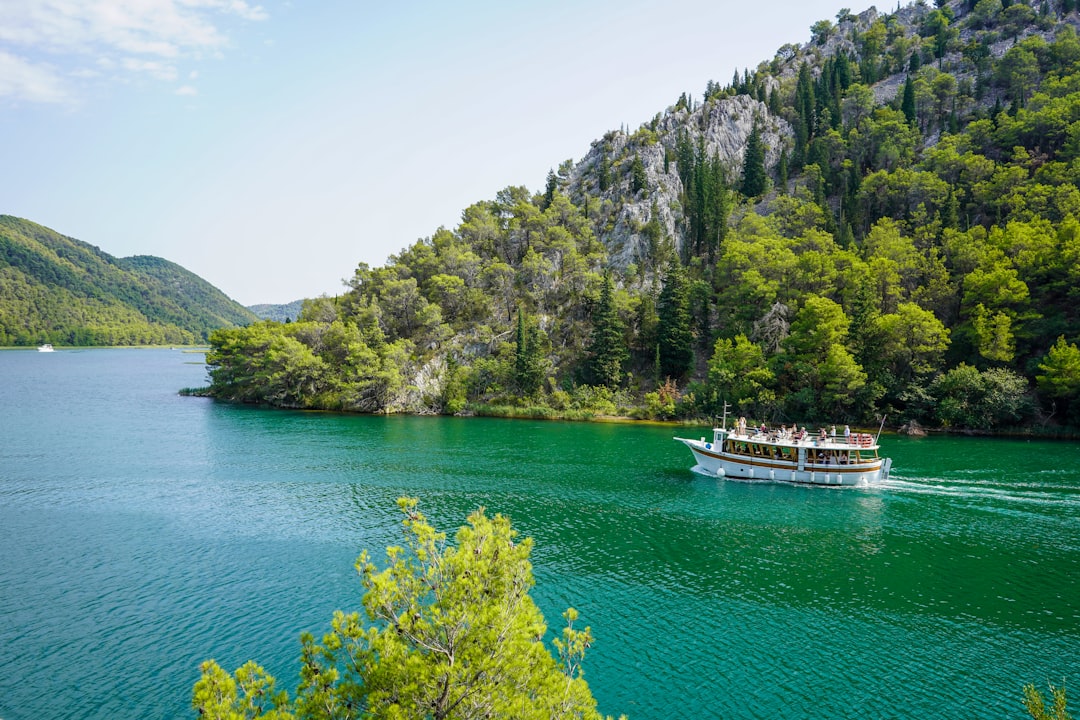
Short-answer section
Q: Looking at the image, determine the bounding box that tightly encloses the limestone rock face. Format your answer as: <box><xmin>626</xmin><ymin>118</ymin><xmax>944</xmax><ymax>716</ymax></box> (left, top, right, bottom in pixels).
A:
<box><xmin>566</xmin><ymin>94</ymin><xmax>792</xmax><ymax>274</ymax></box>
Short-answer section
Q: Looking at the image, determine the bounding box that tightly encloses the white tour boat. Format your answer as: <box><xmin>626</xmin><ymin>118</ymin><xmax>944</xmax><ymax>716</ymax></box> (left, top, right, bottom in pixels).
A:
<box><xmin>675</xmin><ymin>414</ymin><xmax>892</xmax><ymax>487</ymax></box>
<box><xmin>37</xmin><ymin>343</ymin><xmax>55</xmax><ymax>352</ymax></box>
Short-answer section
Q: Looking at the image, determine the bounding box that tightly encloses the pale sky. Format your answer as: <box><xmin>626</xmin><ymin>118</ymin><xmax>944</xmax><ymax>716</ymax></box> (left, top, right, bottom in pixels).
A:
<box><xmin>1</xmin><ymin>0</ymin><xmax>855</xmax><ymax>306</ymax></box>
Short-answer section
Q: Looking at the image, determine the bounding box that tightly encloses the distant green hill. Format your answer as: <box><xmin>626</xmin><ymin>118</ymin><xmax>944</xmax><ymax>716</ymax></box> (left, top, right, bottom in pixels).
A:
<box><xmin>248</xmin><ymin>299</ymin><xmax>305</xmax><ymax>322</ymax></box>
<box><xmin>0</xmin><ymin>215</ymin><xmax>257</xmax><ymax>346</ymax></box>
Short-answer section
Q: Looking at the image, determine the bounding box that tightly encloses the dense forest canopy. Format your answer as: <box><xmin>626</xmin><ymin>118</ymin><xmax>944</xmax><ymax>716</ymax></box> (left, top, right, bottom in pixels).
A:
<box><xmin>206</xmin><ymin>0</ymin><xmax>1080</xmax><ymax>430</ymax></box>
<box><xmin>0</xmin><ymin>215</ymin><xmax>257</xmax><ymax>345</ymax></box>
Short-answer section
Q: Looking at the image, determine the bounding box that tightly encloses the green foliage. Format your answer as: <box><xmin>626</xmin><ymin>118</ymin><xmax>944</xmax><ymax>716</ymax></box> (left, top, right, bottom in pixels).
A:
<box><xmin>1037</xmin><ymin>336</ymin><xmax>1080</xmax><ymax>421</ymax></box>
<box><xmin>514</xmin><ymin>308</ymin><xmax>546</xmax><ymax>398</ymax></box>
<box><xmin>629</xmin><ymin>154</ymin><xmax>647</xmax><ymax>194</ymax></box>
<box><xmin>656</xmin><ymin>260</ymin><xmax>693</xmax><ymax>381</ymax></box>
<box><xmin>739</xmin><ymin>123</ymin><xmax>768</xmax><ymax>197</ymax></box>
<box><xmin>1024</xmin><ymin>682</ymin><xmax>1072</xmax><ymax>720</ymax></box>
<box><xmin>705</xmin><ymin>334</ymin><xmax>776</xmax><ymax>417</ymax></box>
<box><xmin>775</xmin><ymin>295</ymin><xmax>867</xmax><ymax>418</ymax></box>
<box><xmin>901</xmin><ymin>75</ymin><xmax>917</xmax><ymax>125</ymax></box>
<box><xmin>585</xmin><ymin>272</ymin><xmax>628</xmax><ymax>389</ymax></box>
<box><xmin>931</xmin><ymin>364</ymin><xmax>1033</xmax><ymax>428</ymax></box>
<box><xmin>193</xmin><ymin>660</ymin><xmax>293</xmax><ymax>720</ymax></box>
<box><xmin>194</xmin><ymin>498</ymin><xmax>618</xmax><ymax>720</ymax></box>
<box><xmin>675</xmin><ymin>133</ymin><xmax>730</xmax><ymax>262</ymax></box>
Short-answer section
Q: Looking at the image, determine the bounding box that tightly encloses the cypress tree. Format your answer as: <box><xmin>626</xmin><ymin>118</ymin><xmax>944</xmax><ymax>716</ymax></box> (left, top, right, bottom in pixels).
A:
<box><xmin>586</xmin><ymin>272</ymin><xmax>629</xmax><ymax>389</ymax></box>
<box><xmin>630</xmin><ymin>154</ymin><xmax>648</xmax><ymax>194</ymax></box>
<box><xmin>656</xmin><ymin>261</ymin><xmax>693</xmax><ymax>381</ymax></box>
<box><xmin>837</xmin><ymin>221</ymin><xmax>856</xmax><ymax>249</ymax></box>
<box><xmin>901</xmin><ymin>75</ymin><xmax>917</xmax><ymax>126</ymax></box>
<box><xmin>909</xmin><ymin>50</ymin><xmax>922</xmax><ymax>73</ymax></box>
<box><xmin>794</xmin><ymin>63</ymin><xmax>816</xmax><ymax>166</ymax></box>
<box><xmin>541</xmin><ymin>170</ymin><xmax>557</xmax><ymax>210</ymax></box>
<box><xmin>598</xmin><ymin>151</ymin><xmax>611</xmax><ymax>192</ymax></box>
<box><xmin>740</xmin><ymin>122</ymin><xmax>767</xmax><ymax>198</ymax></box>
<box><xmin>777</xmin><ymin>148</ymin><xmax>789</xmax><ymax>194</ymax></box>
<box><xmin>675</xmin><ymin>131</ymin><xmax>695</xmax><ymax>190</ymax></box>
<box><xmin>768</xmin><ymin>88</ymin><xmax>782</xmax><ymax>116</ymax></box>
<box><xmin>514</xmin><ymin>308</ymin><xmax>544</xmax><ymax>397</ymax></box>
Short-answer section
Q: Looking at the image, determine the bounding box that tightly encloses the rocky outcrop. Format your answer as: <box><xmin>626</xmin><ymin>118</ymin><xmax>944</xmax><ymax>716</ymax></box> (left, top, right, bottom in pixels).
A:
<box><xmin>565</xmin><ymin>94</ymin><xmax>792</xmax><ymax>274</ymax></box>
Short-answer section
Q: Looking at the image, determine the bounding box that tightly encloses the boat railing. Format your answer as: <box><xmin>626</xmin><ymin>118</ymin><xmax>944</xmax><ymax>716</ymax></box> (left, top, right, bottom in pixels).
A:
<box><xmin>728</xmin><ymin>428</ymin><xmax>877</xmax><ymax>448</ymax></box>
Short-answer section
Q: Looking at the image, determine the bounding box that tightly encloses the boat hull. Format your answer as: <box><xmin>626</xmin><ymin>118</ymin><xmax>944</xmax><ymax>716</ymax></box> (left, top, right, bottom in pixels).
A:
<box><xmin>677</xmin><ymin>437</ymin><xmax>888</xmax><ymax>487</ymax></box>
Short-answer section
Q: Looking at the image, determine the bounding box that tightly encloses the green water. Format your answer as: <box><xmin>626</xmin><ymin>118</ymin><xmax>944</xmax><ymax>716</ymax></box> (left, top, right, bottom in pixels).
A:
<box><xmin>0</xmin><ymin>349</ymin><xmax>1077</xmax><ymax>719</ymax></box>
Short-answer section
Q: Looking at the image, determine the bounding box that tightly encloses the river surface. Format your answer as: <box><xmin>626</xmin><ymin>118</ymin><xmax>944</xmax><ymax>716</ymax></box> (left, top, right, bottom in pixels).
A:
<box><xmin>1</xmin><ymin>348</ymin><xmax>1078</xmax><ymax>719</ymax></box>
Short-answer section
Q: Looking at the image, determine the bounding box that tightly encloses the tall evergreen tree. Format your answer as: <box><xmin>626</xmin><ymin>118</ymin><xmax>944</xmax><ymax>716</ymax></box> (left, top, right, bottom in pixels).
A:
<box><xmin>901</xmin><ymin>74</ymin><xmax>917</xmax><ymax>126</ymax></box>
<box><xmin>794</xmin><ymin>62</ymin><xmax>816</xmax><ymax>166</ymax></box>
<box><xmin>541</xmin><ymin>170</ymin><xmax>557</xmax><ymax>210</ymax></box>
<box><xmin>656</xmin><ymin>261</ymin><xmax>693</xmax><ymax>381</ymax></box>
<box><xmin>586</xmin><ymin>272</ymin><xmax>628</xmax><ymax>388</ymax></box>
<box><xmin>514</xmin><ymin>307</ymin><xmax>544</xmax><ymax>397</ymax></box>
<box><xmin>777</xmin><ymin>148</ymin><xmax>789</xmax><ymax>194</ymax></box>
<box><xmin>598</xmin><ymin>151</ymin><xmax>611</xmax><ymax>192</ymax></box>
<box><xmin>740</xmin><ymin>122</ymin><xmax>767</xmax><ymax>197</ymax></box>
<box><xmin>630</xmin><ymin>154</ymin><xmax>648</xmax><ymax>194</ymax></box>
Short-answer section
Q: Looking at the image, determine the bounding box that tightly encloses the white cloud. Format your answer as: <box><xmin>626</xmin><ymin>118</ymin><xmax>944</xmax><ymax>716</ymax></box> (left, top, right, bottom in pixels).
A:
<box><xmin>122</xmin><ymin>57</ymin><xmax>179</xmax><ymax>80</ymax></box>
<box><xmin>0</xmin><ymin>50</ymin><xmax>69</xmax><ymax>103</ymax></box>
<box><xmin>175</xmin><ymin>84</ymin><xmax>198</xmax><ymax>95</ymax></box>
<box><xmin>0</xmin><ymin>0</ymin><xmax>267</xmax><ymax>102</ymax></box>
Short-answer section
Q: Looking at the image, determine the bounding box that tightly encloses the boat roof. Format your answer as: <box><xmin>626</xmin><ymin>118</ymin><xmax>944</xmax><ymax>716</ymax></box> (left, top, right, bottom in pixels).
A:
<box><xmin>714</xmin><ymin>427</ymin><xmax>879</xmax><ymax>451</ymax></box>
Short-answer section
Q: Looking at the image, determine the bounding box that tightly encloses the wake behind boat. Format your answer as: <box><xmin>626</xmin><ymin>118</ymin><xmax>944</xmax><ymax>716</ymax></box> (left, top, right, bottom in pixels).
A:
<box><xmin>675</xmin><ymin>414</ymin><xmax>892</xmax><ymax>487</ymax></box>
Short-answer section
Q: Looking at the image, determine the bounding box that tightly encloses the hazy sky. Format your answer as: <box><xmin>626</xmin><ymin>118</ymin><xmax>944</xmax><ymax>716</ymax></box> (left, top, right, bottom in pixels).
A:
<box><xmin>1</xmin><ymin>0</ymin><xmax>853</xmax><ymax>306</ymax></box>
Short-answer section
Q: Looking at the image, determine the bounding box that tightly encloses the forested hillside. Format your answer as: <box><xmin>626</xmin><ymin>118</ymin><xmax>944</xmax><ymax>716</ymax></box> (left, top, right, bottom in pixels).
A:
<box><xmin>205</xmin><ymin>0</ymin><xmax>1080</xmax><ymax>431</ymax></box>
<box><xmin>248</xmin><ymin>299</ymin><xmax>305</xmax><ymax>322</ymax></box>
<box><xmin>0</xmin><ymin>216</ymin><xmax>257</xmax><ymax>345</ymax></box>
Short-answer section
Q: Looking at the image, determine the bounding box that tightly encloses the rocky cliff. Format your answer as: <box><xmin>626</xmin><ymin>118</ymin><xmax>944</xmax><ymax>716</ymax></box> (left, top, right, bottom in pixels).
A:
<box><xmin>565</xmin><ymin>93</ymin><xmax>791</xmax><ymax>273</ymax></box>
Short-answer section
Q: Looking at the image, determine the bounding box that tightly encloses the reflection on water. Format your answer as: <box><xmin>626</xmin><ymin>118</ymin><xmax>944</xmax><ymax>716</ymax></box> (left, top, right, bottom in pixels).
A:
<box><xmin>0</xmin><ymin>350</ymin><xmax>1078</xmax><ymax>720</ymax></box>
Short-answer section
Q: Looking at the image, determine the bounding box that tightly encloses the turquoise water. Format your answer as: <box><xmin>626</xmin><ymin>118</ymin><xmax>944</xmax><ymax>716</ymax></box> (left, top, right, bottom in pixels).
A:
<box><xmin>1</xmin><ymin>348</ymin><xmax>1078</xmax><ymax>719</ymax></box>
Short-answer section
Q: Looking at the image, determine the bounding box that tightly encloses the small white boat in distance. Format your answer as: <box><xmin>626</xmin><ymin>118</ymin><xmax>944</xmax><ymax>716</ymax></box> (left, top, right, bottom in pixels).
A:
<box><xmin>37</xmin><ymin>344</ymin><xmax>55</xmax><ymax>352</ymax></box>
<box><xmin>675</xmin><ymin>412</ymin><xmax>891</xmax><ymax>487</ymax></box>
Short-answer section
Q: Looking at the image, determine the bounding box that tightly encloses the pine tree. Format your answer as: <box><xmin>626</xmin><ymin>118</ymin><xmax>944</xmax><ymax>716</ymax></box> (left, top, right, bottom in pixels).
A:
<box><xmin>740</xmin><ymin>122</ymin><xmax>767</xmax><ymax>197</ymax></box>
<box><xmin>656</xmin><ymin>261</ymin><xmax>693</xmax><ymax>381</ymax></box>
<box><xmin>586</xmin><ymin>272</ymin><xmax>628</xmax><ymax>389</ymax></box>
<box><xmin>541</xmin><ymin>170</ymin><xmax>557</xmax><ymax>210</ymax></box>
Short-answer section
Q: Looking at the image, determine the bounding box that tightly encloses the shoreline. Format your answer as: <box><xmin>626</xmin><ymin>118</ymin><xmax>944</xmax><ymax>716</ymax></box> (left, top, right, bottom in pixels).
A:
<box><xmin>1</xmin><ymin>345</ymin><xmax>208</xmax><ymax>352</ymax></box>
<box><xmin>177</xmin><ymin>392</ymin><xmax>1080</xmax><ymax>438</ymax></box>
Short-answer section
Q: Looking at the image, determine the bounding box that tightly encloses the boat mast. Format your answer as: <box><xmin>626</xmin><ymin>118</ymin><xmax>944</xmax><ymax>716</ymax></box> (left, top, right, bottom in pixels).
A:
<box><xmin>874</xmin><ymin>415</ymin><xmax>887</xmax><ymax>444</ymax></box>
<box><xmin>720</xmin><ymin>402</ymin><xmax>730</xmax><ymax>431</ymax></box>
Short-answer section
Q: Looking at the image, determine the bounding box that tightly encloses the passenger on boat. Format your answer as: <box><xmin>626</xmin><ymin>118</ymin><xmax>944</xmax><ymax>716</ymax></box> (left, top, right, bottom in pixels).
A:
<box><xmin>844</xmin><ymin>425</ymin><xmax>851</xmax><ymax>444</ymax></box>
<box><xmin>819</xmin><ymin>428</ymin><xmax>828</xmax><ymax>442</ymax></box>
